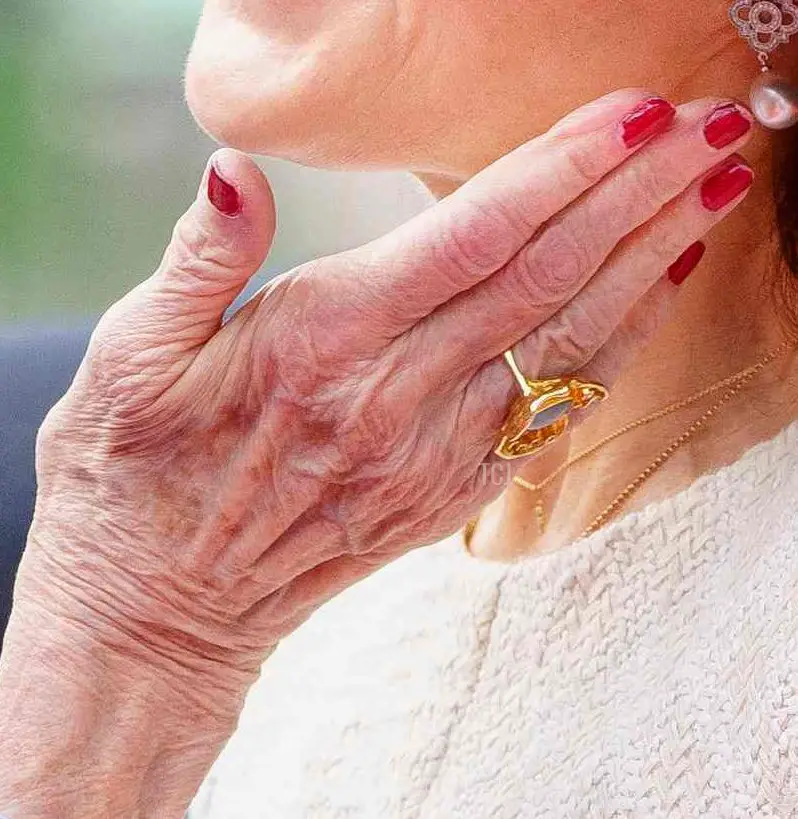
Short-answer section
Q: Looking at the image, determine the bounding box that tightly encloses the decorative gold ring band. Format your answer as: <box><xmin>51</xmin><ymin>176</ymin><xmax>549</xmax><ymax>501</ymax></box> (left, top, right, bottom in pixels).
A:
<box><xmin>494</xmin><ymin>350</ymin><xmax>609</xmax><ymax>460</ymax></box>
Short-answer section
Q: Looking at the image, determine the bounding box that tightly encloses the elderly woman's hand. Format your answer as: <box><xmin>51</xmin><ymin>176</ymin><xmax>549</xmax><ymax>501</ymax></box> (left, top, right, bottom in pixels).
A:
<box><xmin>0</xmin><ymin>89</ymin><xmax>754</xmax><ymax>816</ymax></box>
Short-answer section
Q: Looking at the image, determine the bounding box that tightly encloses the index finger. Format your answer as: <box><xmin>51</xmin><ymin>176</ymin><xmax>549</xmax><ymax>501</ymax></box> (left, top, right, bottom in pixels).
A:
<box><xmin>329</xmin><ymin>88</ymin><xmax>676</xmax><ymax>337</ymax></box>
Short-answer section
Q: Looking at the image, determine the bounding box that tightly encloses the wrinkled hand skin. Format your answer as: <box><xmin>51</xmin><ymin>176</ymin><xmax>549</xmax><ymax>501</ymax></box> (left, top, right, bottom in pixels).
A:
<box><xmin>18</xmin><ymin>89</ymin><xmax>757</xmax><ymax>699</ymax></box>
<box><xmin>0</xmin><ymin>86</ymin><xmax>761</xmax><ymax>815</ymax></box>
<box><xmin>22</xmin><ymin>260</ymin><xmax>488</xmax><ymax>693</ymax></box>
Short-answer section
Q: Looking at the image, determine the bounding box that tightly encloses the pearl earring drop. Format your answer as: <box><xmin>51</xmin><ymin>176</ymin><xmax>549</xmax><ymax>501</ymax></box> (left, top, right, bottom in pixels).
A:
<box><xmin>730</xmin><ymin>0</ymin><xmax>798</xmax><ymax>129</ymax></box>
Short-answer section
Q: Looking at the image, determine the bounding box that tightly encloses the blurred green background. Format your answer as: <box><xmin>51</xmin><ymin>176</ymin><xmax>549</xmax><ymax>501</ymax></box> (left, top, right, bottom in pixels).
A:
<box><xmin>0</xmin><ymin>0</ymin><xmax>431</xmax><ymax>322</ymax></box>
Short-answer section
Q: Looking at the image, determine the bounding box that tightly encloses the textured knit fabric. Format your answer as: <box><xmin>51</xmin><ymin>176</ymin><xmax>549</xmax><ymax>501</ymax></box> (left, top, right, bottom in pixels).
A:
<box><xmin>191</xmin><ymin>419</ymin><xmax>798</xmax><ymax>819</ymax></box>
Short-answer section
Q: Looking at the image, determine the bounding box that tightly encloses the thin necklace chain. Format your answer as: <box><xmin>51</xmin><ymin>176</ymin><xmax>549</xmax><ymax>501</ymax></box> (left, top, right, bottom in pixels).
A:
<box><xmin>513</xmin><ymin>341</ymin><xmax>794</xmax><ymax>541</ymax></box>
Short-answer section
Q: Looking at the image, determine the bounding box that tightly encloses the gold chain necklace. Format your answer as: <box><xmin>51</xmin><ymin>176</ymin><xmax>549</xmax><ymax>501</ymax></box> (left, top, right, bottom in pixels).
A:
<box><xmin>508</xmin><ymin>340</ymin><xmax>794</xmax><ymax>543</ymax></box>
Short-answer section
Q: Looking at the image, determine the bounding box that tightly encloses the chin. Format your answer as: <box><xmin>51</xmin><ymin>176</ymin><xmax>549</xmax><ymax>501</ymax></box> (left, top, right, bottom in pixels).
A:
<box><xmin>184</xmin><ymin>21</ymin><xmax>331</xmax><ymax>163</ymax></box>
<box><xmin>184</xmin><ymin>5</ymin><xmax>446</xmax><ymax>172</ymax></box>
<box><xmin>187</xmin><ymin>58</ymin><xmax>390</xmax><ymax>169</ymax></box>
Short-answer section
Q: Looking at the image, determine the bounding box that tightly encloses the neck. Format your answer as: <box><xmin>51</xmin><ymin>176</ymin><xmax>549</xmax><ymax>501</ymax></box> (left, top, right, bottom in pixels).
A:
<box><xmin>546</xmin><ymin>177</ymin><xmax>798</xmax><ymax>547</ymax></box>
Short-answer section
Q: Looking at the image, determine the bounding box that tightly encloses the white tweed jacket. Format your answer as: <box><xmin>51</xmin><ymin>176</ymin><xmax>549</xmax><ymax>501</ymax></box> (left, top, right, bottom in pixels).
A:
<box><xmin>191</xmin><ymin>419</ymin><xmax>798</xmax><ymax>819</ymax></box>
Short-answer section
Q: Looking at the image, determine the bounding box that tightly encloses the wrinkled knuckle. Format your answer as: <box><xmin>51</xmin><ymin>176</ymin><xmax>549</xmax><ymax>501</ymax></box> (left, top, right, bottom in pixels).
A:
<box><xmin>540</xmin><ymin>305</ymin><xmax>603</xmax><ymax>368</ymax></box>
<box><xmin>560</xmin><ymin>141</ymin><xmax>609</xmax><ymax>188</ymax></box>
<box><xmin>543</xmin><ymin>335</ymin><xmax>596</xmax><ymax>375</ymax></box>
<box><xmin>437</xmin><ymin>203</ymin><xmax>522</xmax><ymax>277</ymax></box>
<box><xmin>564</xmin><ymin>300</ymin><xmax>609</xmax><ymax>349</ymax></box>
<box><xmin>539</xmin><ymin>319</ymin><xmax>599</xmax><ymax>371</ymax></box>
<box><xmin>484</xmin><ymin>192</ymin><xmax>539</xmax><ymax>237</ymax></box>
<box><xmin>163</xmin><ymin>213</ymin><xmax>240</xmax><ymax>285</ymax></box>
<box><xmin>624</xmin><ymin>159</ymin><xmax>677</xmax><ymax>215</ymax></box>
<box><xmin>170</xmin><ymin>212</ymin><xmax>211</xmax><ymax>261</ymax></box>
<box><xmin>438</xmin><ymin>222</ymin><xmax>497</xmax><ymax>276</ymax></box>
<box><xmin>517</xmin><ymin>223</ymin><xmax>591</xmax><ymax>308</ymax></box>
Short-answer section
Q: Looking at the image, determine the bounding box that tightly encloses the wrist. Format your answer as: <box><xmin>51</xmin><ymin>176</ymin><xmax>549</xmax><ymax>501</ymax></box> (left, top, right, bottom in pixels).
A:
<box><xmin>0</xmin><ymin>571</ymin><xmax>255</xmax><ymax>818</ymax></box>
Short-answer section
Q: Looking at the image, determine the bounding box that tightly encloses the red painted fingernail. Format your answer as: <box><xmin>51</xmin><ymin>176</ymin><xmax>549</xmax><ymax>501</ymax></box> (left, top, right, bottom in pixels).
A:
<box><xmin>701</xmin><ymin>158</ymin><xmax>754</xmax><ymax>212</ymax></box>
<box><xmin>668</xmin><ymin>241</ymin><xmax>706</xmax><ymax>286</ymax></box>
<box><xmin>208</xmin><ymin>164</ymin><xmax>242</xmax><ymax>217</ymax></box>
<box><xmin>620</xmin><ymin>97</ymin><xmax>677</xmax><ymax>149</ymax></box>
<box><xmin>704</xmin><ymin>103</ymin><xmax>752</xmax><ymax>149</ymax></box>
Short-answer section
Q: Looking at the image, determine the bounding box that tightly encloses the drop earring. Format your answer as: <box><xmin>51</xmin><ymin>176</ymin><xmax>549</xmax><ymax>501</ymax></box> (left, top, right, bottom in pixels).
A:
<box><xmin>729</xmin><ymin>0</ymin><xmax>798</xmax><ymax>129</ymax></box>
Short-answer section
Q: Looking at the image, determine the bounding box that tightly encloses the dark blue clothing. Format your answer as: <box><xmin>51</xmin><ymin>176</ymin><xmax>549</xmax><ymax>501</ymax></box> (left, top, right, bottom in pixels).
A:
<box><xmin>0</xmin><ymin>322</ymin><xmax>93</xmax><ymax>647</ymax></box>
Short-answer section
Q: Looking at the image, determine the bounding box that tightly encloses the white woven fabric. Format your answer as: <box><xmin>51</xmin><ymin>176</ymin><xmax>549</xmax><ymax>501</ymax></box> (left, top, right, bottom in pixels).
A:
<box><xmin>191</xmin><ymin>419</ymin><xmax>798</xmax><ymax>818</ymax></box>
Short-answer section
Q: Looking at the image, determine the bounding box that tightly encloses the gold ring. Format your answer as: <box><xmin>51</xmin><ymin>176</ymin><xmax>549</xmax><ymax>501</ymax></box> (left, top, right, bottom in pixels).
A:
<box><xmin>494</xmin><ymin>350</ymin><xmax>609</xmax><ymax>460</ymax></box>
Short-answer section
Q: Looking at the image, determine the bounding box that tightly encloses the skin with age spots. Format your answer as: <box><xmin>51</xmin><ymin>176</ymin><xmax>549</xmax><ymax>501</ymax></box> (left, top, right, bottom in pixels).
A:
<box><xmin>0</xmin><ymin>95</ymin><xmax>755</xmax><ymax>814</ymax></box>
<box><xmin>1</xmin><ymin>0</ymin><xmax>795</xmax><ymax>813</ymax></box>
